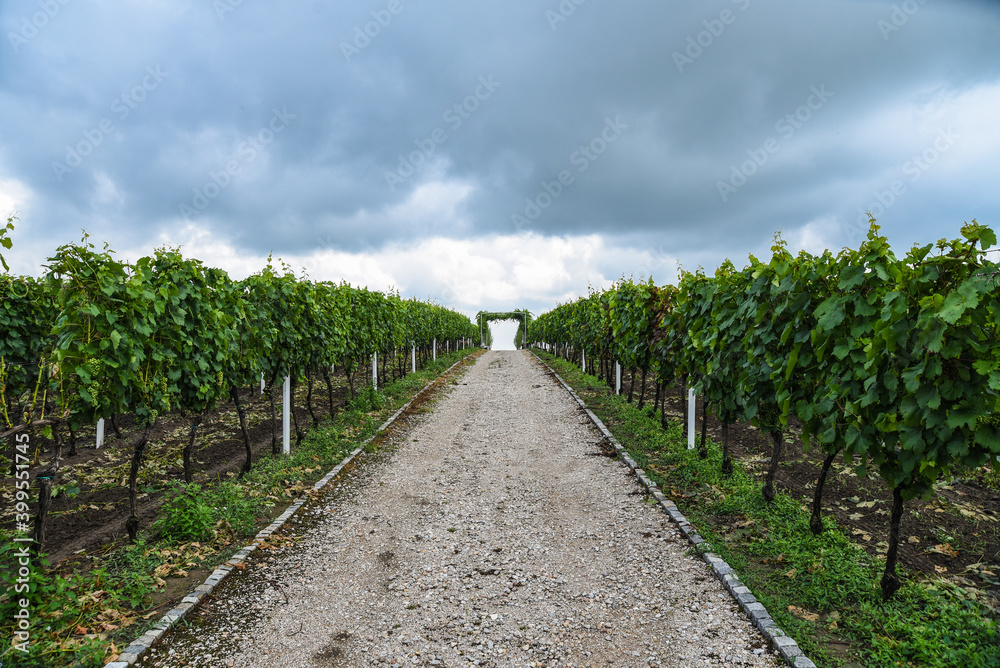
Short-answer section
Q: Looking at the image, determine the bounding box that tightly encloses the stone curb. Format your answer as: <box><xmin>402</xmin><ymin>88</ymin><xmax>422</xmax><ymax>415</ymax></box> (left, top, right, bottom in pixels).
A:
<box><xmin>530</xmin><ymin>352</ymin><xmax>817</xmax><ymax>668</ymax></box>
<box><xmin>105</xmin><ymin>354</ymin><xmax>475</xmax><ymax>667</ymax></box>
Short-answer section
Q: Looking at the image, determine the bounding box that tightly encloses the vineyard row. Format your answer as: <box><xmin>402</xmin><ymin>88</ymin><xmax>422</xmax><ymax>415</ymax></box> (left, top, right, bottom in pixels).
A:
<box><xmin>2</xmin><ymin>232</ymin><xmax>480</xmax><ymax>549</ymax></box>
<box><xmin>528</xmin><ymin>219</ymin><xmax>1000</xmax><ymax>600</ymax></box>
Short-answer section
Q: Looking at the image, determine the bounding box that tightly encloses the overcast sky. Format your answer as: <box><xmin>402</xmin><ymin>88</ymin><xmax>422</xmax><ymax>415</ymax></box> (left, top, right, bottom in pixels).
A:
<box><xmin>2</xmin><ymin>0</ymin><xmax>998</xmax><ymax>334</ymax></box>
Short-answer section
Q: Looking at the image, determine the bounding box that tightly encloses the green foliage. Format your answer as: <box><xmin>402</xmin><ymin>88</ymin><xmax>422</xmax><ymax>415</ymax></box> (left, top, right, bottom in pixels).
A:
<box><xmin>608</xmin><ymin>278</ymin><xmax>656</xmax><ymax>373</ymax></box>
<box><xmin>477</xmin><ymin>309</ymin><xmax>531</xmax><ymax>348</ymax></box>
<box><xmin>0</xmin><ymin>273</ymin><xmax>57</xmax><ymax>429</ymax></box>
<box><xmin>533</xmin><ymin>221</ymin><xmax>1000</xmax><ymax>492</ymax></box>
<box><xmin>685</xmin><ymin>262</ymin><xmax>751</xmax><ymax>427</ymax></box>
<box><xmin>47</xmin><ymin>233</ymin><xmax>169</xmax><ymax>427</ymax></box>
<box><xmin>0</xmin><ymin>233</ymin><xmax>475</xmax><ymax>440</ymax></box>
<box><xmin>863</xmin><ymin>221</ymin><xmax>1000</xmax><ymax>499</ymax></box>
<box><xmin>155</xmin><ymin>482</ymin><xmax>215</xmax><ymax>543</ymax></box>
<box><xmin>0</xmin><ymin>212</ymin><xmax>15</xmax><ymax>272</ymax></box>
<box><xmin>103</xmin><ymin>535</ymin><xmax>161</xmax><ymax>607</ymax></box>
<box><xmin>205</xmin><ymin>480</ymin><xmax>262</xmax><ymax>536</ymax></box>
<box><xmin>143</xmin><ymin>249</ymin><xmax>237</xmax><ymax>416</ymax></box>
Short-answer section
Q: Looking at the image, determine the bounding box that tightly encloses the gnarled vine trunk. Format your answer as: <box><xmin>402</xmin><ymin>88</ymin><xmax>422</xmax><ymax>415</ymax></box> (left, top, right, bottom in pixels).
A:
<box><xmin>762</xmin><ymin>429</ymin><xmax>782</xmax><ymax>503</ymax></box>
<box><xmin>881</xmin><ymin>486</ymin><xmax>906</xmax><ymax>600</ymax></box>
<box><xmin>267</xmin><ymin>384</ymin><xmax>279</xmax><ymax>455</ymax></box>
<box><xmin>809</xmin><ymin>446</ymin><xmax>843</xmax><ymax>535</ymax></box>
<box><xmin>67</xmin><ymin>423</ymin><xmax>78</xmax><ymax>458</ymax></box>
<box><xmin>698</xmin><ymin>400</ymin><xmax>709</xmax><ymax>460</ymax></box>
<box><xmin>323</xmin><ymin>368</ymin><xmax>337</xmax><ymax>420</ymax></box>
<box><xmin>125</xmin><ymin>425</ymin><xmax>152</xmax><ymax>543</ymax></box>
<box><xmin>291</xmin><ymin>377</ymin><xmax>304</xmax><ymax>445</ymax></box>
<box><xmin>306</xmin><ymin>371</ymin><xmax>318</xmax><ymax>427</ymax></box>
<box><xmin>637</xmin><ymin>367</ymin><xmax>648</xmax><ymax>408</ymax></box>
<box><xmin>230</xmin><ymin>386</ymin><xmax>253</xmax><ymax>474</ymax></box>
<box><xmin>721</xmin><ymin>421</ymin><xmax>733</xmax><ymax>476</ymax></box>
<box><xmin>32</xmin><ymin>422</ymin><xmax>63</xmax><ymax>557</ymax></box>
<box><xmin>183</xmin><ymin>414</ymin><xmax>203</xmax><ymax>483</ymax></box>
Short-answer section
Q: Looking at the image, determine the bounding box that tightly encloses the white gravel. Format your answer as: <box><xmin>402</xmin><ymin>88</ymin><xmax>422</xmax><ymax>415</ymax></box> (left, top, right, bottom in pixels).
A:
<box><xmin>139</xmin><ymin>351</ymin><xmax>779</xmax><ymax>668</ymax></box>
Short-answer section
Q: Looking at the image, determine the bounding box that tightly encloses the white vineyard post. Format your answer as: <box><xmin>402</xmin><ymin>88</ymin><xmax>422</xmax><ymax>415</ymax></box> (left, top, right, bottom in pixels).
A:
<box><xmin>412</xmin><ymin>343</ymin><xmax>416</xmax><ymax>373</ymax></box>
<box><xmin>282</xmin><ymin>375</ymin><xmax>291</xmax><ymax>455</ymax></box>
<box><xmin>581</xmin><ymin>349</ymin><xmax>586</xmax><ymax>373</ymax></box>
<box><xmin>616</xmin><ymin>362</ymin><xmax>621</xmax><ymax>395</ymax></box>
<box><xmin>372</xmin><ymin>352</ymin><xmax>378</xmax><ymax>390</ymax></box>
<box><xmin>433</xmin><ymin>338</ymin><xmax>437</xmax><ymax>361</ymax></box>
<box><xmin>260</xmin><ymin>372</ymin><xmax>265</xmax><ymax>395</ymax></box>
<box><xmin>687</xmin><ymin>386</ymin><xmax>696</xmax><ymax>450</ymax></box>
<box><xmin>95</xmin><ymin>418</ymin><xmax>105</xmax><ymax>449</ymax></box>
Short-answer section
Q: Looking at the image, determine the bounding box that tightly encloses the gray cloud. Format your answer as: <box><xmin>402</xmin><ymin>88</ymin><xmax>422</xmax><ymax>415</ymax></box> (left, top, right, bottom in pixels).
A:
<box><xmin>1</xmin><ymin>0</ymin><xmax>998</xmax><ymax>278</ymax></box>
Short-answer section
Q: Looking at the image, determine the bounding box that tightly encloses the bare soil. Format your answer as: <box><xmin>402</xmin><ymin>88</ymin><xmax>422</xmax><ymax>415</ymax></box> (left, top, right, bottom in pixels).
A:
<box><xmin>2</xmin><ymin>369</ymin><xmax>365</xmax><ymax>564</ymax></box>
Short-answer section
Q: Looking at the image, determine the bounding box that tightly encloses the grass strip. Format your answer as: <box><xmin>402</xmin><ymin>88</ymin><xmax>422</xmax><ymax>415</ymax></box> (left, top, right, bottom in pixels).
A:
<box><xmin>537</xmin><ymin>350</ymin><xmax>999</xmax><ymax>668</ymax></box>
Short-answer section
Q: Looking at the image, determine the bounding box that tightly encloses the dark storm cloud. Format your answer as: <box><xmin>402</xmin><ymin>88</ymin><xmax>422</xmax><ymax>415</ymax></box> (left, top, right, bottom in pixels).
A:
<box><xmin>1</xmin><ymin>0</ymin><xmax>998</xmax><ymax>269</ymax></box>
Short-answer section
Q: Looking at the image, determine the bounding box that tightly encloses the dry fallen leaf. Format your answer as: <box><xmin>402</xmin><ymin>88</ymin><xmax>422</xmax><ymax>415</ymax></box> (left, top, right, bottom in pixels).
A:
<box><xmin>908</xmin><ymin>536</ymin><xmax>921</xmax><ymax>544</ymax></box>
<box><xmin>849</xmin><ymin>513</ymin><xmax>863</xmax><ymax>521</ymax></box>
<box><xmin>935</xmin><ymin>565</ymin><xmax>948</xmax><ymax>574</ymax></box>
<box><xmin>784</xmin><ymin>568</ymin><xmax>798</xmax><ymax>579</ymax></box>
<box><xmin>787</xmin><ymin>605</ymin><xmax>819</xmax><ymax>622</ymax></box>
<box><xmin>928</xmin><ymin>543</ymin><xmax>959</xmax><ymax>558</ymax></box>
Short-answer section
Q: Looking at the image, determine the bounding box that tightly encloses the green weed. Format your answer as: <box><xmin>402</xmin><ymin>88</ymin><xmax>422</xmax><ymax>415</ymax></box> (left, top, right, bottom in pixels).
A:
<box><xmin>155</xmin><ymin>482</ymin><xmax>215</xmax><ymax>543</ymax></box>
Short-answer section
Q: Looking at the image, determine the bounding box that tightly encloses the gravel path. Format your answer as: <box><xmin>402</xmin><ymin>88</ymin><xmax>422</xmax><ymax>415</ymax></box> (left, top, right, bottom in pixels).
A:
<box><xmin>139</xmin><ymin>351</ymin><xmax>779</xmax><ymax>668</ymax></box>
